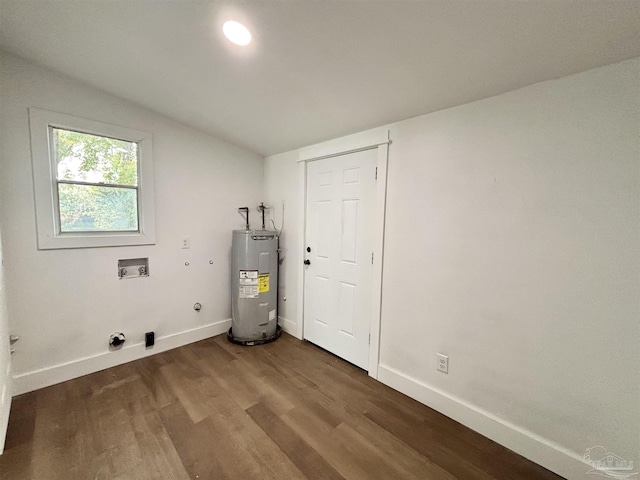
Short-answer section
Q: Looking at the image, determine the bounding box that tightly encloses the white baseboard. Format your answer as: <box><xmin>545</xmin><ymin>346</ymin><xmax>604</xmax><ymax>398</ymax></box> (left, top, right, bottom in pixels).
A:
<box><xmin>377</xmin><ymin>364</ymin><xmax>589</xmax><ymax>480</ymax></box>
<box><xmin>278</xmin><ymin>316</ymin><xmax>300</xmax><ymax>339</ymax></box>
<box><xmin>12</xmin><ymin>319</ymin><xmax>232</xmax><ymax>396</ymax></box>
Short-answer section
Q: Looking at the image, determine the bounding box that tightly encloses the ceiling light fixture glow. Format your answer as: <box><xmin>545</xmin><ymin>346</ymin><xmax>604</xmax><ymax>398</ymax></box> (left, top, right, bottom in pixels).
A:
<box><xmin>223</xmin><ymin>21</ymin><xmax>251</xmax><ymax>46</ymax></box>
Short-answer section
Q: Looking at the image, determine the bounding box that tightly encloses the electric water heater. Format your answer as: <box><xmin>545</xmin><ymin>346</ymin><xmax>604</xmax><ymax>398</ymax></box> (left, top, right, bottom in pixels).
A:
<box><xmin>229</xmin><ymin>228</ymin><xmax>280</xmax><ymax>345</ymax></box>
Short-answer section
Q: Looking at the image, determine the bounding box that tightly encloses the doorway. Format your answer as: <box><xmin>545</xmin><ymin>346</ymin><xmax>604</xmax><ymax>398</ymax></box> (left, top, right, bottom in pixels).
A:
<box><xmin>303</xmin><ymin>148</ymin><xmax>378</xmax><ymax>370</ymax></box>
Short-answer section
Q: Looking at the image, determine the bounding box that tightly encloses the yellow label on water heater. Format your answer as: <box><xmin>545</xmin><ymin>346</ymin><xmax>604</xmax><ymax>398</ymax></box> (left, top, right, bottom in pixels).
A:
<box><xmin>258</xmin><ymin>273</ymin><xmax>269</xmax><ymax>293</ymax></box>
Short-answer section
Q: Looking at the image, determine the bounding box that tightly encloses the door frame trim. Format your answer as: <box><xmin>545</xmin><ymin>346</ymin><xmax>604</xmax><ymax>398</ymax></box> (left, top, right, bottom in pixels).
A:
<box><xmin>296</xmin><ymin>129</ymin><xmax>390</xmax><ymax>379</ymax></box>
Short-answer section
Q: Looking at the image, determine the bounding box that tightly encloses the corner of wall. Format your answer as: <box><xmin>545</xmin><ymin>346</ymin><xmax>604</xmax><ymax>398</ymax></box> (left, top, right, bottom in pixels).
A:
<box><xmin>12</xmin><ymin>319</ymin><xmax>232</xmax><ymax>395</ymax></box>
<box><xmin>377</xmin><ymin>364</ymin><xmax>591</xmax><ymax>479</ymax></box>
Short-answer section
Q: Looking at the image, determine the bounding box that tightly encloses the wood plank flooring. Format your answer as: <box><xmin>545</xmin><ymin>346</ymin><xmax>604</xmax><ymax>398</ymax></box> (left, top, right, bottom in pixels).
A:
<box><xmin>0</xmin><ymin>333</ymin><xmax>563</xmax><ymax>479</ymax></box>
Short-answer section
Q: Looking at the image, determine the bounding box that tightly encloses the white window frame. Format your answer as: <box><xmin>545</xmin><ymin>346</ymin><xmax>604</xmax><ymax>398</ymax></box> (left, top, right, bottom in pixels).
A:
<box><xmin>29</xmin><ymin>108</ymin><xmax>156</xmax><ymax>249</ymax></box>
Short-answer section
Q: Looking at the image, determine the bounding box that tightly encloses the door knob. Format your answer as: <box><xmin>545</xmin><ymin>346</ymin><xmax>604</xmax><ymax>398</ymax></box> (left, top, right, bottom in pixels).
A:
<box><xmin>304</xmin><ymin>259</ymin><xmax>311</xmax><ymax>265</ymax></box>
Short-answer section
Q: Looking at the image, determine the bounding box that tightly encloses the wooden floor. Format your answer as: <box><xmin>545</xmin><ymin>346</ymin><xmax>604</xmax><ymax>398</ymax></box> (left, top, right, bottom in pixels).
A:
<box><xmin>0</xmin><ymin>333</ymin><xmax>562</xmax><ymax>480</ymax></box>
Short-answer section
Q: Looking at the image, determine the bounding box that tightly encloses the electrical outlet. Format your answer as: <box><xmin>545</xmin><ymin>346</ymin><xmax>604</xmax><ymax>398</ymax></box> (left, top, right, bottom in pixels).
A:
<box><xmin>436</xmin><ymin>353</ymin><xmax>449</xmax><ymax>374</ymax></box>
<box><xmin>181</xmin><ymin>236</ymin><xmax>190</xmax><ymax>249</ymax></box>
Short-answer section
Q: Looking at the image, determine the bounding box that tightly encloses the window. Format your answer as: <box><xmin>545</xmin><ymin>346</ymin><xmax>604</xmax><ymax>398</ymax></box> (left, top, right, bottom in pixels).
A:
<box><xmin>54</xmin><ymin>128</ymin><xmax>140</xmax><ymax>233</ymax></box>
<box><xmin>29</xmin><ymin>108</ymin><xmax>156</xmax><ymax>249</ymax></box>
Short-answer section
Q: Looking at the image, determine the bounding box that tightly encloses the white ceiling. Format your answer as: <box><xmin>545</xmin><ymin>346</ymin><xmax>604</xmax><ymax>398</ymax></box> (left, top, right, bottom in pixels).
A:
<box><xmin>1</xmin><ymin>1</ymin><xmax>639</xmax><ymax>156</ymax></box>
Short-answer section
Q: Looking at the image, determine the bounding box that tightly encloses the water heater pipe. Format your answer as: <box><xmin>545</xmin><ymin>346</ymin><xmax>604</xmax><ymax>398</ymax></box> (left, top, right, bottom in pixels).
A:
<box><xmin>238</xmin><ymin>207</ymin><xmax>250</xmax><ymax>230</ymax></box>
<box><xmin>257</xmin><ymin>202</ymin><xmax>270</xmax><ymax>230</ymax></box>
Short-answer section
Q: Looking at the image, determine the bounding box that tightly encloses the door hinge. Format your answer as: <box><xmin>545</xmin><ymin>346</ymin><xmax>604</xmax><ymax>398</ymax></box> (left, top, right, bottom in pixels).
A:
<box><xmin>371</xmin><ymin>252</ymin><xmax>374</xmax><ymax>264</ymax></box>
<box><xmin>369</xmin><ymin>334</ymin><xmax>371</xmax><ymax>345</ymax></box>
<box><xmin>375</xmin><ymin>167</ymin><xmax>378</xmax><ymax>180</ymax></box>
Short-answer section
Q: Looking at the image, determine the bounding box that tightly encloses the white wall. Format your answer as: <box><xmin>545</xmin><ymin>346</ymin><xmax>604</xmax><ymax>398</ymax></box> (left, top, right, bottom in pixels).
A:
<box><xmin>264</xmin><ymin>58</ymin><xmax>640</xmax><ymax>478</ymax></box>
<box><xmin>264</xmin><ymin>150</ymin><xmax>302</xmax><ymax>337</ymax></box>
<box><xmin>0</xmin><ymin>51</ymin><xmax>264</xmax><ymax>393</ymax></box>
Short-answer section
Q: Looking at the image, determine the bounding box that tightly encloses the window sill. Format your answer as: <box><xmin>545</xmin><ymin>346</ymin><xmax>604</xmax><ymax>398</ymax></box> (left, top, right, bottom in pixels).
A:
<box><xmin>37</xmin><ymin>230</ymin><xmax>156</xmax><ymax>250</ymax></box>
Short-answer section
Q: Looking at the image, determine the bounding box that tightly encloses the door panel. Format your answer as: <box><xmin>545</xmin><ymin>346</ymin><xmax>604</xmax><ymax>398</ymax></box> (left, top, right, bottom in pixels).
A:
<box><xmin>0</xmin><ymin>226</ymin><xmax>11</xmax><ymax>453</ymax></box>
<box><xmin>304</xmin><ymin>148</ymin><xmax>377</xmax><ymax>369</ymax></box>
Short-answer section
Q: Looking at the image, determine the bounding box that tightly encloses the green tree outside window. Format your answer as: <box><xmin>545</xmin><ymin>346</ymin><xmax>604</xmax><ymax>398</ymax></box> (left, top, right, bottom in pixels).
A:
<box><xmin>53</xmin><ymin>128</ymin><xmax>139</xmax><ymax>232</ymax></box>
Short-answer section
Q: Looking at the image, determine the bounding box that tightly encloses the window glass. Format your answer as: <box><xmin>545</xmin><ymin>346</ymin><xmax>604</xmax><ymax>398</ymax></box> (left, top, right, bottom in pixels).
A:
<box><xmin>53</xmin><ymin>128</ymin><xmax>138</xmax><ymax>186</ymax></box>
<box><xmin>52</xmin><ymin>128</ymin><xmax>140</xmax><ymax>233</ymax></box>
<box><xmin>58</xmin><ymin>184</ymin><xmax>138</xmax><ymax>232</ymax></box>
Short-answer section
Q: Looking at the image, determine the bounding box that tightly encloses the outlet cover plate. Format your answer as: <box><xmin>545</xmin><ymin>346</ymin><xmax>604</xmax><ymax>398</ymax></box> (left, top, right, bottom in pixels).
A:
<box><xmin>437</xmin><ymin>353</ymin><xmax>449</xmax><ymax>374</ymax></box>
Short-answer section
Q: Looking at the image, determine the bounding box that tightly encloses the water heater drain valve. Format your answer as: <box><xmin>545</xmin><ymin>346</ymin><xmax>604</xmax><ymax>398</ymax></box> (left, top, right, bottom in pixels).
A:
<box><xmin>109</xmin><ymin>332</ymin><xmax>126</xmax><ymax>348</ymax></box>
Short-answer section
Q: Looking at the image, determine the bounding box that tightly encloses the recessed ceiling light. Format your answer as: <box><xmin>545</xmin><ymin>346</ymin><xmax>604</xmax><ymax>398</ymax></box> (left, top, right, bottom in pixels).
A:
<box><xmin>223</xmin><ymin>21</ymin><xmax>251</xmax><ymax>46</ymax></box>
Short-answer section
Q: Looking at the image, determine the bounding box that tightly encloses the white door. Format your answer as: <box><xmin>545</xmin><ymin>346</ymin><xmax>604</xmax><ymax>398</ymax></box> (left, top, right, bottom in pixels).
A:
<box><xmin>303</xmin><ymin>148</ymin><xmax>377</xmax><ymax>370</ymax></box>
<box><xmin>0</xmin><ymin>232</ymin><xmax>11</xmax><ymax>453</ymax></box>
